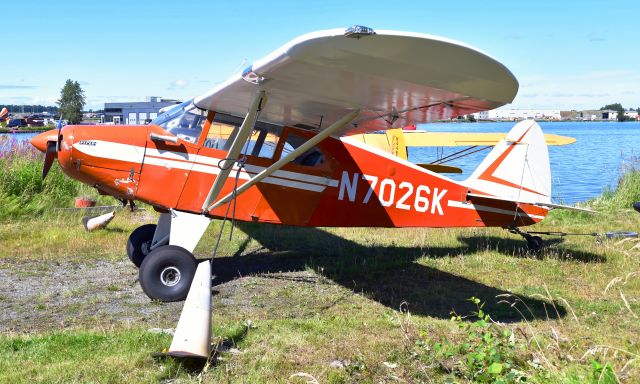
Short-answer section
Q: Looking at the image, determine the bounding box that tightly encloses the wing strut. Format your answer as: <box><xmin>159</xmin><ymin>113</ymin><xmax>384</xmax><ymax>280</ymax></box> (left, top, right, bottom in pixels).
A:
<box><xmin>201</xmin><ymin>90</ymin><xmax>267</xmax><ymax>212</ymax></box>
<box><xmin>206</xmin><ymin>109</ymin><xmax>361</xmax><ymax>211</ymax></box>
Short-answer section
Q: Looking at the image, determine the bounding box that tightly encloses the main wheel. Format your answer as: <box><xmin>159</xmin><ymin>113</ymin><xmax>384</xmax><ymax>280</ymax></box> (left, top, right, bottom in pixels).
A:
<box><xmin>139</xmin><ymin>245</ymin><xmax>197</xmax><ymax>302</ymax></box>
<box><xmin>126</xmin><ymin>224</ymin><xmax>157</xmax><ymax>267</ymax></box>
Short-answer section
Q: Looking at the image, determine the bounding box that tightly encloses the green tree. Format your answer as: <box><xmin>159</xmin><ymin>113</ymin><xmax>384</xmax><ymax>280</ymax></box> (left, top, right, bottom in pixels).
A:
<box><xmin>57</xmin><ymin>79</ymin><xmax>85</xmax><ymax>124</ymax></box>
<box><xmin>600</xmin><ymin>103</ymin><xmax>626</xmax><ymax>122</ymax></box>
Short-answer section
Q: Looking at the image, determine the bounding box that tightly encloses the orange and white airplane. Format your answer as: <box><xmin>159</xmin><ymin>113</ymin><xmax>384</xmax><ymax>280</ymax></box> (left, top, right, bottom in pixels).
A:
<box><xmin>30</xmin><ymin>26</ymin><xmax>588</xmax><ymax>302</ymax></box>
<box><xmin>0</xmin><ymin>107</ymin><xmax>8</xmax><ymax>123</ymax></box>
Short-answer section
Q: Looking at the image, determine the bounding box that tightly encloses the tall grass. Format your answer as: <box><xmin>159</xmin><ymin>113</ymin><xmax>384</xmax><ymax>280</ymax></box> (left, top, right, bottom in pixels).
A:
<box><xmin>0</xmin><ymin>137</ymin><xmax>99</xmax><ymax>220</ymax></box>
<box><xmin>590</xmin><ymin>157</ymin><xmax>640</xmax><ymax>211</ymax></box>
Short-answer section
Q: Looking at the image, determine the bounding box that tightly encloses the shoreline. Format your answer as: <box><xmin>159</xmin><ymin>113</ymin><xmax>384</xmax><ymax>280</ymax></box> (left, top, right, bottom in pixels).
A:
<box><xmin>0</xmin><ymin>128</ymin><xmax>48</xmax><ymax>134</ymax></box>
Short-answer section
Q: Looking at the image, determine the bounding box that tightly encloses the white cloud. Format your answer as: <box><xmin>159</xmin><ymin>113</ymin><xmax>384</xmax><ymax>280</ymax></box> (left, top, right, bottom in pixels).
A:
<box><xmin>168</xmin><ymin>79</ymin><xmax>189</xmax><ymax>90</ymax></box>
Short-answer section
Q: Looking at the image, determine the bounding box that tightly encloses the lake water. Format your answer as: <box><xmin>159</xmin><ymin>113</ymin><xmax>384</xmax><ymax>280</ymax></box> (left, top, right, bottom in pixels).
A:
<box><xmin>4</xmin><ymin>122</ymin><xmax>640</xmax><ymax>204</ymax></box>
<box><xmin>411</xmin><ymin>121</ymin><xmax>640</xmax><ymax>204</ymax></box>
<box><xmin>1</xmin><ymin>132</ymin><xmax>40</xmax><ymax>143</ymax></box>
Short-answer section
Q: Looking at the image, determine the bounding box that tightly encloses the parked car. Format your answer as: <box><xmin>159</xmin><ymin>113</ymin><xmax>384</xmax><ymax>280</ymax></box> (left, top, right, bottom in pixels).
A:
<box><xmin>6</xmin><ymin>118</ymin><xmax>27</xmax><ymax>128</ymax></box>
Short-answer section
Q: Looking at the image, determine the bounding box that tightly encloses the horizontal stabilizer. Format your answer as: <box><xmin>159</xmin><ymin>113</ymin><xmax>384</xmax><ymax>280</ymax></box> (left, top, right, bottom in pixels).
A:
<box><xmin>467</xmin><ymin>193</ymin><xmax>595</xmax><ymax>213</ymax></box>
<box><xmin>417</xmin><ymin>164</ymin><xmax>463</xmax><ymax>174</ymax></box>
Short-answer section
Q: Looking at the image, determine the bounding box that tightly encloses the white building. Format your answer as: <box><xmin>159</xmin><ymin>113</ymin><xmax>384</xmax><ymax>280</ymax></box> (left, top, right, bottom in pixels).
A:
<box><xmin>625</xmin><ymin>110</ymin><xmax>639</xmax><ymax>120</ymax></box>
<box><xmin>104</xmin><ymin>96</ymin><xmax>181</xmax><ymax>124</ymax></box>
<box><xmin>474</xmin><ymin>109</ymin><xmax>561</xmax><ymax>121</ymax></box>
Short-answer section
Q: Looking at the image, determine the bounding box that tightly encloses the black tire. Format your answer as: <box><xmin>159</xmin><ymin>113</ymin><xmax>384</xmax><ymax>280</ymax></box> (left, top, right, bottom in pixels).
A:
<box><xmin>139</xmin><ymin>245</ymin><xmax>197</xmax><ymax>302</ymax></box>
<box><xmin>527</xmin><ymin>235</ymin><xmax>543</xmax><ymax>251</ymax></box>
<box><xmin>126</xmin><ymin>224</ymin><xmax>157</xmax><ymax>267</ymax></box>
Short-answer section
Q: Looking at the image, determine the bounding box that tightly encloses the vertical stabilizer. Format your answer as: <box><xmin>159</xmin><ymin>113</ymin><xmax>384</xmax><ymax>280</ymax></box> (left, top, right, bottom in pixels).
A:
<box><xmin>464</xmin><ymin>120</ymin><xmax>551</xmax><ymax>205</ymax></box>
<box><xmin>386</xmin><ymin>128</ymin><xmax>408</xmax><ymax>160</ymax></box>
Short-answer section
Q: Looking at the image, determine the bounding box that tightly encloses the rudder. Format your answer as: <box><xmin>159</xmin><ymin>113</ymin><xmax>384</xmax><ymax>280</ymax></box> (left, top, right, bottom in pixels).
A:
<box><xmin>464</xmin><ymin>120</ymin><xmax>551</xmax><ymax>205</ymax></box>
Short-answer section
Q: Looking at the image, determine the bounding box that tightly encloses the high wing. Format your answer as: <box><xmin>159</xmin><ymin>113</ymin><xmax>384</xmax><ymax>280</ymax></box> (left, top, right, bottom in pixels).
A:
<box><xmin>194</xmin><ymin>26</ymin><xmax>518</xmax><ymax>135</ymax></box>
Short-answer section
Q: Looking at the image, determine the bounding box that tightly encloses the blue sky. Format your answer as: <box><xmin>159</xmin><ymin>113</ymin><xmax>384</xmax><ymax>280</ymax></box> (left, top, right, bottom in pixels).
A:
<box><xmin>1</xmin><ymin>0</ymin><xmax>639</xmax><ymax>111</ymax></box>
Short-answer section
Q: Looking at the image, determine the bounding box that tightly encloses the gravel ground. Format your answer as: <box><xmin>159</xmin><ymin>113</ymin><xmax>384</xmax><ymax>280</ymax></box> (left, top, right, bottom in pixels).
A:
<box><xmin>0</xmin><ymin>259</ymin><xmax>184</xmax><ymax>333</ymax></box>
<box><xmin>0</xmin><ymin>256</ymin><xmax>330</xmax><ymax>334</ymax></box>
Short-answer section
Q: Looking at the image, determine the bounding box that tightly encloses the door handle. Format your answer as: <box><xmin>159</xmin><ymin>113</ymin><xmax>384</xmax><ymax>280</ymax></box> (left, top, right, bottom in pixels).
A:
<box><xmin>150</xmin><ymin>132</ymin><xmax>178</xmax><ymax>144</ymax></box>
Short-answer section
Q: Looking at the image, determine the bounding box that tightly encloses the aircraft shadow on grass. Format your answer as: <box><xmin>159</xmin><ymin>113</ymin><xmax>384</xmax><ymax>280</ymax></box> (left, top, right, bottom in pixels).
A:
<box><xmin>457</xmin><ymin>235</ymin><xmax>605</xmax><ymax>263</ymax></box>
<box><xmin>209</xmin><ymin>224</ymin><xmax>603</xmax><ymax>323</ymax></box>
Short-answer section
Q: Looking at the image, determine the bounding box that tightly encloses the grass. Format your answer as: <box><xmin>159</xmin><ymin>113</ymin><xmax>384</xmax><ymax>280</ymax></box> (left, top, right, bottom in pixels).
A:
<box><xmin>0</xmin><ymin>328</ymin><xmax>181</xmax><ymax>383</ymax></box>
<box><xmin>0</xmin><ymin>147</ymin><xmax>639</xmax><ymax>382</ymax></box>
<box><xmin>0</xmin><ymin>137</ymin><xmax>116</xmax><ymax>220</ymax></box>
<box><xmin>1</xmin><ymin>206</ymin><xmax>638</xmax><ymax>382</ymax></box>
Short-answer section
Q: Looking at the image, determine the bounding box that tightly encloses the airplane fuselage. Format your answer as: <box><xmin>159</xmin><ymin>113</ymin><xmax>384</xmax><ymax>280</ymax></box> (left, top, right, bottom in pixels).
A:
<box><xmin>34</xmin><ymin>121</ymin><xmax>546</xmax><ymax>229</ymax></box>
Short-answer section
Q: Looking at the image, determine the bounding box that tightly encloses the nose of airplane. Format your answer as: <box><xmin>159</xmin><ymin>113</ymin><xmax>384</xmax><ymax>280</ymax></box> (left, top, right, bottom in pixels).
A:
<box><xmin>30</xmin><ymin>129</ymin><xmax>59</xmax><ymax>153</ymax></box>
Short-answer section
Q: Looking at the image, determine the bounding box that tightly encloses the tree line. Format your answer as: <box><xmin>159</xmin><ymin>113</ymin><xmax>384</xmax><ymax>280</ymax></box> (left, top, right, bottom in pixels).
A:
<box><xmin>2</xmin><ymin>79</ymin><xmax>86</xmax><ymax>124</ymax></box>
<box><xmin>2</xmin><ymin>105</ymin><xmax>59</xmax><ymax>114</ymax></box>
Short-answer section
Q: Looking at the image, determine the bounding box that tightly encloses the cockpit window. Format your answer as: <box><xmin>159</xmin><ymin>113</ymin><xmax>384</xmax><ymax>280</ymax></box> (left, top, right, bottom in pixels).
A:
<box><xmin>150</xmin><ymin>99</ymin><xmax>207</xmax><ymax>144</ymax></box>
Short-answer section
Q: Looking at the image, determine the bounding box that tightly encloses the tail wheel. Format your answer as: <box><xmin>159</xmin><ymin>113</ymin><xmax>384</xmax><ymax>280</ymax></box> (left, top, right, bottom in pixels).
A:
<box><xmin>526</xmin><ymin>235</ymin><xmax>543</xmax><ymax>251</ymax></box>
<box><xmin>139</xmin><ymin>245</ymin><xmax>197</xmax><ymax>302</ymax></box>
<box><xmin>126</xmin><ymin>224</ymin><xmax>157</xmax><ymax>267</ymax></box>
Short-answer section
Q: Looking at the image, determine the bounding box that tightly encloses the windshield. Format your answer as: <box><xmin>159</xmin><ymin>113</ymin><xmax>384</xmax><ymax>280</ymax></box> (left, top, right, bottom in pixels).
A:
<box><xmin>150</xmin><ymin>99</ymin><xmax>207</xmax><ymax>143</ymax></box>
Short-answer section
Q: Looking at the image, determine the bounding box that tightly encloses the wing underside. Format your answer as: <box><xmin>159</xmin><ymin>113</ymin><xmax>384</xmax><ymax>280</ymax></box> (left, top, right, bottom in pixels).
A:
<box><xmin>194</xmin><ymin>28</ymin><xmax>519</xmax><ymax>135</ymax></box>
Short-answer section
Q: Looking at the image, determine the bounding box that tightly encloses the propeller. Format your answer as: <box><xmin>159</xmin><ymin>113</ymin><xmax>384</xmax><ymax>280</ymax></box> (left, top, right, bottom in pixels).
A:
<box><xmin>42</xmin><ymin>116</ymin><xmax>63</xmax><ymax>179</ymax></box>
<box><xmin>42</xmin><ymin>141</ymin><xmax>57</xmax><ymax>179</ymax></box>
<box><xmin>56</xmin><ymin>115</ymin><xmax>63</xmax><ymax>151</ymax></box>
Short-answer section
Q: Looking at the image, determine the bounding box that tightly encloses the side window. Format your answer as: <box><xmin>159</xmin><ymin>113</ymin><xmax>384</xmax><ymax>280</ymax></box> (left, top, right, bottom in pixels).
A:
<box><xmin>204</xmin><ymin>122</ymin><xmax>237</xmax><ymax>150</ymax></box>
<box><xmin>203</xmin><ymin>124</ymin><xmax>280</xmax><ymax>160</ymax></box>
<box><xmin>250</xmin><ymin>127</ymin><xmax>279</xmax><ymax>159</ymax></box>
<box><xmin>282</xmin><ymin>132</ymin><xmax>326</xmax><ymax>167</ymax></box>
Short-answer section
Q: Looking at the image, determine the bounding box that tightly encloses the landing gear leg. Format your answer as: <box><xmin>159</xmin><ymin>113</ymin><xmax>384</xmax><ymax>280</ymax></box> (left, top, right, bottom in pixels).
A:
<box><xmin>508</xmin><ymin>227</ymin><xmax>544</xmax><ymax>251</ymax></box>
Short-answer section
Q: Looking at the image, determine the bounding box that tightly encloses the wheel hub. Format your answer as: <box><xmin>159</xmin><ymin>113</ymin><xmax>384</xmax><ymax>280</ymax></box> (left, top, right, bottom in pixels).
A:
<box><xmin>160</xmin><ymin>266</ymin><xmax>181</xmax><ymax>287</ymax></box>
